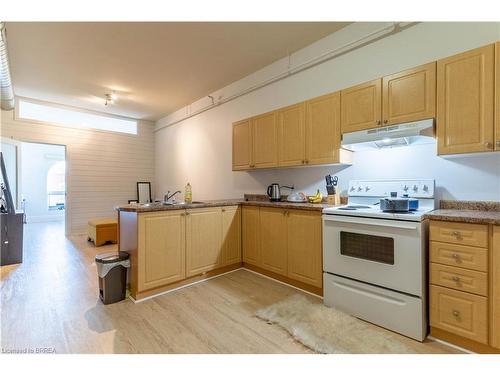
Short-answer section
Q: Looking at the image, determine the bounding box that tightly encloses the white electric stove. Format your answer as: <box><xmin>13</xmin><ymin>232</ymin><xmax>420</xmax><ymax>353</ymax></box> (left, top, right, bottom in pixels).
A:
<box><xmin>322</xmin><ymin>179</ymin><xmax>435</xmax><ymax>342</ymax></box>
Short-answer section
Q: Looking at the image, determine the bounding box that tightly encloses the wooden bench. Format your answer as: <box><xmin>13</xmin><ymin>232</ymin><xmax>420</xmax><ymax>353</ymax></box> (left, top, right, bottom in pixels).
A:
<box><xmin>87</xmin><ymin>218</ymin><xmax>118</xmax><ymax>247</ymax></box>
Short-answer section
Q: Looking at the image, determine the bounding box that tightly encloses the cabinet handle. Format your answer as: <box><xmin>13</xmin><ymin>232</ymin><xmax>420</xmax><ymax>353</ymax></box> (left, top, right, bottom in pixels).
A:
<box><xmin>302</xmin><ymin>160</ymin><xmax>305</xmax><ymax>164</ymax></box>
<box><xmin>180</xmin><ymin>213</ymin><xmax>185</xmax><ymax>216</ymax></box>
<box><xmin>452</xmin><ymin>310</ymin><xmax>460</xmax><ymax>318</ymax></box>
<box><xmin>496</xmin><ymin>141</ymin><xmax>500</xmax><ymax>147</ymax></box>
<box><xmin>305</xmin><ymin>160</ymin><xmax>309</xmax><ymax>164</ymax></box>
<box><xmin>249</xmin><ymin>164</ymin><xmax>255</xmax><ymax>168</ymax></box>
<box><xmin>452</xmin><ymin>253</ymin><xmax>460</xmax><ymax>261</ymax></box>
<box><xmin>383</xmin><ymin>120</ymin><xmax>388</xmax><ymax>124</ymax></box>
<box><xmin>452</xmin><ymin>276</ymin><xmax>460</xmax><ymax>283</ymax></box>
<box><xmin>376</xmin><ymin>120</ymin><xmax>381</xmax><ymax>125</ymax></box>
<box><xmin>221</xmin><ymin>208</ymin><xmax>226</xmax><ymax>212</ymax></box>
<box><xmin>484</xmin><ymin>142</ymin><xmax>492</xmax><ymax>149</ymax></box>
<box><xmin>185</xmin><ymin>212</ymin><xmax>190</xmax><ymax>216</ymax></box>
<box><xmin>451</xmin><ymin>231</ymin><xmax>461</xmax><ymax>238</ymax></box>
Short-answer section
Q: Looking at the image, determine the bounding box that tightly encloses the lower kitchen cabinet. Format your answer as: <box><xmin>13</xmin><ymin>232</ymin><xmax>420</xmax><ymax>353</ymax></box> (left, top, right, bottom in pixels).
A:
<box><xmin>130</xmin><ymin>205</ymin><xmax>242</xmax><ymax>298</ymax></box>
<box><xmin>259</xmin><ymin>207</ymin><xmax>287</xmax><ymax>275</ymax></box>
<box><xmin>222</xmin><ymin>206</ymin><xmax>242</xmax><ymax>265</ymax></box>
<box><xmin>492</xmin><ymin>226</ymin><xmax>500</xmax><ymax>349</ymax></box>
<box><xmin>429</xmin><ymin>220</ymin><xmax>500</xmax><ymax>352</ymax></box>
<box><xmin>186</xmin><ymin>207</ymin><xmax>223</xmax><ymax>277</ymax></box>
<box><xmin>287</xmin><ymin>210</ymin><xmax>322</xmax><ymax>288</ymax></box>
<box><xmin>430</xmin><ymin>285</ymin><xmax>488</xmax><ymax>344</ymax></box>
<box><xmin>242</xmin><ymin>206</ymin><xmax>261</xmax><ymax>266</ymax></box>
<box><xmin>138</xmin><ymin>211</ymin><xmax>186</xmax><ymax>292</ymax></box>
<box><xmin>242</xmin><ymin>205</ymin><xmax>323</xmax><ymax>291</ymax></box>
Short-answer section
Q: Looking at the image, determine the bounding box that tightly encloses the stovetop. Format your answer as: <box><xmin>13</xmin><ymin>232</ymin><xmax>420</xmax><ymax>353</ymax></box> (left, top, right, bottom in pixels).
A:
<box><xmin>322</xmin><ymin>179</ymin><xmax>436</xmax><ymax>222</ymax></box>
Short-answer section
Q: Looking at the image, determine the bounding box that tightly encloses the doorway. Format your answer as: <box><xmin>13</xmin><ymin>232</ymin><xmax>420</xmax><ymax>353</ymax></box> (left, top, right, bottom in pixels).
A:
<box><xmin>1</xmin><ymin>139</ymin><xmax>67</xmax><ymax>233</ymax></box>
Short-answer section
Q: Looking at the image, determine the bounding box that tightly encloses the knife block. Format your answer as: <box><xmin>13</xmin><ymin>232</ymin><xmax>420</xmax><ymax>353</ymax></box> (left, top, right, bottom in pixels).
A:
<box><xmin>327</xmin><ymin>194</ymin><xmax>340</xmax><ymax>206</ymax></box>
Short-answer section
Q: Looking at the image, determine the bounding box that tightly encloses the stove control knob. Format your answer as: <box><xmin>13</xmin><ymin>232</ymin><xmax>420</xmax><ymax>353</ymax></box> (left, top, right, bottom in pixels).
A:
<box><xmin>357</xmin><ymin>186</ymin><xmax>363</xmax><ymax>192</ymax></box>
<box><xmin>365</xmin><ymin>186</ymin><xmax>370</xmax><ymax>192</ymax></box>
<box><xmin>412</xmin><ymin>185</ymin><xmax>418</xmax><ymax>192</ymax></box>
<box><xmin>350</xmin><ymin>186</ymin><xmax>355</xmax><ymax>192</ymax></box>
<box><xmin>423</xmin><ymin>185</ymin><xmax>429</xmax><ymax>192</ymax></box>
<box><xmin>403</xmin><ymin>185</ymin><xmax>409</xmax><ymax>192</ymax></box>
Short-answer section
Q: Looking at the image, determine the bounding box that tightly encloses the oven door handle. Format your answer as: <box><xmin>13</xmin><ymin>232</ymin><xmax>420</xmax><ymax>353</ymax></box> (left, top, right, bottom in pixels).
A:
<box><xmin>322</xmin><ymin>215</ymin><xmax>419</xmax><ymax>230</ymax></box>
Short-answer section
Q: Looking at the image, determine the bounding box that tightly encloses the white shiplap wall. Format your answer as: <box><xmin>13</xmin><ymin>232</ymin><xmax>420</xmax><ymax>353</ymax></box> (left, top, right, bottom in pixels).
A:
<box><xmin>0</xmin><ymin>109</ymin><xmax>155</xmax><ymax>234</ymax></box>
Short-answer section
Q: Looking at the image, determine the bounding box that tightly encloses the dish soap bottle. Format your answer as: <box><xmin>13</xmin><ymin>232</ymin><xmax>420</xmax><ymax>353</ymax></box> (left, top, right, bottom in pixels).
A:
<box><xmin>185</xmin><ymin>182</ymin><xmax>192</xmax><ymax>204</ymax></box>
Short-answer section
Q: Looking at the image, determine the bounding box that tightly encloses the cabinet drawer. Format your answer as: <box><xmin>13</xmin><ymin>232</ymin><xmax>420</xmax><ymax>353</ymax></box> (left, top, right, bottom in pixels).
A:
<box><xmin>430</xmin><ymin>221</ymin><xmax>488</xmax><ymax>248</ymax></box>
<box><xmin>430</xmin><ymin>241</ymin><xmax>488</xmax><ymax>272</ymax></box>
<box><xmin>430</xmin><ymin>285</ymin><xmax>488</xmax><ymax>344</ymax></box>
<box><xmin>430</xmin><ymin>263</ymin><xmax>488</xmax><ymax>296</ymax></box>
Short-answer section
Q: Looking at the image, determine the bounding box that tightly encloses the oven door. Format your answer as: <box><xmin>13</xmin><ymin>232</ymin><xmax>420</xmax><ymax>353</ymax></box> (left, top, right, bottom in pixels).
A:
<box><xmin>322</xmin><ymin>214</ymin><xmax>425</xmax><ymax>297</ymax></box>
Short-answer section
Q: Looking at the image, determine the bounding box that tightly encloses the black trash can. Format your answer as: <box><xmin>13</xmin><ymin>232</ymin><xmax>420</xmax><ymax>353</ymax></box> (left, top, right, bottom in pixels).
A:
<box><xmin>95</xmin><ymin>251</ymin><xmax>130</xmax><ymax>305</ymax></box>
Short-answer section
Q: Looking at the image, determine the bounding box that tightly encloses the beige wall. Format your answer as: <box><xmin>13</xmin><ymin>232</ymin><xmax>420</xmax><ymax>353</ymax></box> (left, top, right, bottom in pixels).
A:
<box><xmin>1</xmin><ymin>110</ymin><xmax>155</xmax><ymax>234</ymax></box>
<box><xmin>154</xmin><ymin>22</ymin><xmax>500</xmax><ymax>202</ymax></box>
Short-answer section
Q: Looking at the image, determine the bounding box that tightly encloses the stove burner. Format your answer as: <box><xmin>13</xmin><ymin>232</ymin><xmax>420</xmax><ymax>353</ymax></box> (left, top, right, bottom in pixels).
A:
<box><xmin>338</xmin><ymin>205</ymin><xmax>373</xmax><ymax>210</ymax></box>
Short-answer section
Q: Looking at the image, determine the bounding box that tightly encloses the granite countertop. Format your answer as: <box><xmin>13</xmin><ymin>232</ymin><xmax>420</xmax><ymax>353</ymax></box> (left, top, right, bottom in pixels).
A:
<box><xmin>116</xmin><ymin>199</ymin><xmax>245</xmax><ymax>213</ymax></box>
<box><xmin>424</xmin><ymin>209</ymin><xmax>500</xmax><ymax>225</ymax></box>
<box><xmin>423</xmin><ymin>200</ymin><xmax>500</xmax><ymax>225</ymax></box>
<box><xmin>116</xmin><ymin>196</ymin><xmax>333</xmax><ymax>213</ymax></box>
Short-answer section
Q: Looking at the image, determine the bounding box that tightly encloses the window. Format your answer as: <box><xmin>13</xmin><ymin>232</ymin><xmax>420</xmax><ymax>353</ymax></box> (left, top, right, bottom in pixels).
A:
<box><xmin>47</xmin><ymin>161</ymin><xmax>66</xmax><ymax>211</ymax></box>
<box><xmin>17</xmin><ymin>98</ymin><xmax>137</xmax><ymax>135</ymax></box>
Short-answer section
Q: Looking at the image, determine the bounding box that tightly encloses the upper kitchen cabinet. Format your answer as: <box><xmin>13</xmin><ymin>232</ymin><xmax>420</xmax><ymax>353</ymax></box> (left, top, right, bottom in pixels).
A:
<box><xmin>341</xmin><ymin>78</ymin><xmax>382</xmax><ymax>133</ymax></box>
<box><xmin>496</xmin><ymin>42</ymin><xmax>500</xmax><ymax>151</ymax></box>
<box><xmin>436</xmin><ymin>44</ymin><xmax>495</xmax><ymax>155</ymax></box>
<box><xmin>305</xmin><ymin>92</ymin><xmax>346</xmax><ymax>165</ymax></box>
<box><xmin>278</xmin><ymin>102</ymin><xmax>306</xmax><ymax>167</ymax></box>
<box><xmin>232</xmin><ymin>119</ymin><xmax>252</xmax><ymax>170</ymax></box>
<box><xmin>382</xmin><ymin>62</ymin><xmax>436</xmax><ymax>125</ymax></box>
<box><xmin>252</xmin><ymin>111</ymin><xmax>278</xmax><ymax>168</ymax></box>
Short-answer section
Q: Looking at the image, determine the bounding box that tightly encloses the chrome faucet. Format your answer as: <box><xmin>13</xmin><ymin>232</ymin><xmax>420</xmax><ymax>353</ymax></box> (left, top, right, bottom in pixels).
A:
<box><xmin>164</xmin><ymin>190</ymin><xmax>181</xmax><ymax>202</ymax></box>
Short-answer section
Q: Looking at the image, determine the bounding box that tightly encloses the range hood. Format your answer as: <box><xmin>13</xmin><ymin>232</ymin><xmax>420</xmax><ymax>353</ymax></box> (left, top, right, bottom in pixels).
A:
<box><xmin>341</xmin><ymin>118</ymin><xmax>435</xmax><ymax>151</ymax></box>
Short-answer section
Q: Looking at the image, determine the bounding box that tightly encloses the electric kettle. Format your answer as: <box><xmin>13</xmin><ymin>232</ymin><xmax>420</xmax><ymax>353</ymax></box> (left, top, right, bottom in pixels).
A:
<box><xmin>267</xmin><ymin>183</ymin><xmax>281</xmax><ymax>201</ymax></box>
<box><xmin>267</xmin><ymin>183</ymin><xmax>294</xmax><ymax>202</ymax></box>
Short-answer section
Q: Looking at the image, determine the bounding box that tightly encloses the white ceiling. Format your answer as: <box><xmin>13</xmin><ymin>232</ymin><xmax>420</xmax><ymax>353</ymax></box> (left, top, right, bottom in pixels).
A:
<box><xmin>6</xmin><ymin>22</ymin><xmax>351</xmax><ymax>121</ymax></box>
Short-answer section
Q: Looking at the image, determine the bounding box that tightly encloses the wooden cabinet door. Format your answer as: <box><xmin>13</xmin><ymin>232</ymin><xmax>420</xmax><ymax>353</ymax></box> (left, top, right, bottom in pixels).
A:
<box><xmin>242</xmin><ymin>206</ymin><xmax>261</xmax><ymax>266</ymax></box>
<box><xmin>185</xmin><ymin>208</ymin><xmax>223</xmax><ymax>277</ymax></box>
<box><xmin>138</xmin><ymin>211</ymin><xmax>185</xmax><ymax>291</ymax></box>
<box><xmin>383</xmin><ymin>62</ymin><xmax>436</xmax><ymax>125</ymax></box>
<box><xmin>259</xmin><ymin>207</ymin><xmax>287</xmax><ymax>275</ymax></box>
<box><xmin>278</xmin><ymin>102</ymin><xmax>305</xmax><ymax>167</ymax></box>
<box><xmin>232</xmin><ymin>119</ymin><xmax>252</xmax><ymax>170</ymax></box>
<box><xmin>287</xmin><ymin>210</ymin><xmax>322</xmax><ymax>288</ymax></box>
<box><xmin>252</xmin><ymin>111</ymin><xmax>278</xmax><ymax>168</ymax></box>
<box><xmin>305</xmin><ymin>92</ymin><xmax>341</xmax><ymax>165</ymax></box>
<box><xmin>341</xmin><ymin>78</ymin><xmax>382</xmax><ymax>133</ymax></box>
<box><xmin>492</xmin><ymin>226</ymin><xmax>500</xmax><ymax>349</ymax></box>
<box><xmin>496</xmin><ymin>42</ymin><xmax>500</xmax><ymax>151</ymax></box>
<box><xmin>437</xmin><ymin>44</ymin><xmax>495</xmax><ymax>155</ymax></box>
<box><xmin>221</xmin><ymin>206</ymin><xmax>241</xmax><ymax>266</ymax></box>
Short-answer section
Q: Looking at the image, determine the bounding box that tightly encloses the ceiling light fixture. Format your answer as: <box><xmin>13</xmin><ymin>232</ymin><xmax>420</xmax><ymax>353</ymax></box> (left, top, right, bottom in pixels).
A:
<box><xmin>104</xmin><ymin>92</ymin><xmax>117</xmax><ymax>106</ymax></box>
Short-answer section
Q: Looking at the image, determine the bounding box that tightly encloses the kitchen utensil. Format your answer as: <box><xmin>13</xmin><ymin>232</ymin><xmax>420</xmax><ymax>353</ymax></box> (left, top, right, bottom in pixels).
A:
<box><xmin>380</xmin><ymin>197</ymin><xmax>419</xmax><ymax>212</ymax></box>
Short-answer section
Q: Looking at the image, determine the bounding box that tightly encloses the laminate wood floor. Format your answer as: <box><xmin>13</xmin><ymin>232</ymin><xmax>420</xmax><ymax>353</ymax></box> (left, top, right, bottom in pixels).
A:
<box><xmin>1</xmin><ymin>222</ymin><xmax>461</xmax><ymax>354</ymax></box>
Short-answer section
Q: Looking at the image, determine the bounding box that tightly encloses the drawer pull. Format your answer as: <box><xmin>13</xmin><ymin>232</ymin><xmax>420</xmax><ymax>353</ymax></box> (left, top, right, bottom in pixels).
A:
<box><xmin>452</xmin><ymin>310</ymin><xmax>460</xmax><ymax>317</ymax></box>
<box><xmin>452</xmin><ymin>253</ymin><xmax>460</xmax><ymax>260</ymax></box>
<box><xmin>452</xmin><ymin>276</ymin><xmax>460</xmax><ymax>283</ymax></box>
<box><xmin>452</xmin><ymin>231</ymin><xmax>462</xmax><ymax>239</ymax></box>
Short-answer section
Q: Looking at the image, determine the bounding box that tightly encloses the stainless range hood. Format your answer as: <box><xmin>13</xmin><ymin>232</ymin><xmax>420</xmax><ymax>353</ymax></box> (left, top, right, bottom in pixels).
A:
<box><xmin>341</xmin><ymin>118</ymin><xmax>435</xmax><ymax>151</ymax></box>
